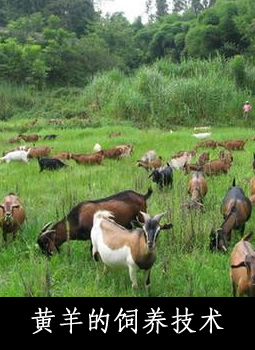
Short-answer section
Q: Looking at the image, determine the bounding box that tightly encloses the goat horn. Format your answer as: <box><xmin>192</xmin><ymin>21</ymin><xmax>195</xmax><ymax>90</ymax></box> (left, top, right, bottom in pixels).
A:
<box><xmin>139</xmin><ymin>211</ymin><xmax>151</xmax><ymax>223</ymax></box>
<box><xmin>41</xmin><ymin>221</ymin><xmax>53</xmax><ymax>232</ymax></box>
<box><xmin>154</xmin><ymin>212</ymin><xmax>168</xmax><ymax>223</ymax></box>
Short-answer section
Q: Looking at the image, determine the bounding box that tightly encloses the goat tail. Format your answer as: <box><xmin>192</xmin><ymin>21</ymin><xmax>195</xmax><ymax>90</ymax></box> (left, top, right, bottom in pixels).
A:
<box><xmin>144</xmin><ymin>187</ymin><xmax>153</xmax><ymax>200</ymax></box>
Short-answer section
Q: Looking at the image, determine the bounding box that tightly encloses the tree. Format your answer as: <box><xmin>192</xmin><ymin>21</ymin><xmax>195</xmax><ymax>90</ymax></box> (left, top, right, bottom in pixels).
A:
<box><xmin>156</xmin><ymin>0</ymin><xmax>169</xmax><ymax>18</ymax></box>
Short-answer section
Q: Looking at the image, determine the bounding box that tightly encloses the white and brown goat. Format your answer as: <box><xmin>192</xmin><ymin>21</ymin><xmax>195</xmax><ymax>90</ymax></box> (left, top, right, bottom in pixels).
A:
<box><xmin>91</xmin><ymin>210</ymin><xmax>166</xmax><ymax>289</ymax></box>
<box><xmin>0</xmin><ymin>193</ymin><xmax>26</xmax><ymax>244</ymax></box>
<box><xmin>230</xmin><ymin>232</ymin><xmax>255</xmax><ymax>297</ymax></box>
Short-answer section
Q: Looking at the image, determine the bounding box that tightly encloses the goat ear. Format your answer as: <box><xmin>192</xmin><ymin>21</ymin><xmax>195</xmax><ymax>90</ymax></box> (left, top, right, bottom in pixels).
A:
<box><xmin>242</xmin><ymin>231</ymin><xmax>253</xmax><ymax>242</ymax></box>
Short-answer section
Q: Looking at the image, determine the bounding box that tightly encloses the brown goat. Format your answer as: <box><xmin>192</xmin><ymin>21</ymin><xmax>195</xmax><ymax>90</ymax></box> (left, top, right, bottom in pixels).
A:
<box><xmin>7</xmin><ymin>136</ymin><xmax>21</xmax><ymax>144</ymax></box>
<box><xmin>101</xmin><ymin>148</ymin><xmax>123</xmax><ymax>159</ymax></box>
<box><xmin>19</xmin><ymin>134</ymin><xmax>40</xmax><ymax>142</ymax></box>
<box><xmin>218</xmin><ymin>139</ymin><xmax>247</xmax><ymax>151</ymax></box>
<box><xmin>197</xmin><ymin>152</ymin><xmax>210</xmax><ymax>166</ymax></box>
<box><xmin>195</xmin><ymin>140</ymin><xmax>218</xmax><ymax>150</ymax></box>
<box><xmin>27</xmin><ymin>146</ymin><xmax>52</xmax><ymax>158</ymax></box>
<box><xmin>52</xmin><ymin>152</ymin><xmax>72</xmax><ymax>160</ymax></box>
<box><xmin>70</xmin><ymin>152</ymin><xmax>104</xmax><ymax>165</ymax></box>
<box><xmin>37</xmin><ymin>188</ymin><xmax>153</xmax><ymax>256</ymax></box>
<box><xmin>230</xmin><ymin>232</ymin><xmax>255</xmax><ymax>297</ymax></box>
<box><xmin>187</xmin><ymin>171</ymin><xmax>208</xmax><ymax>203</ymax></box>
<box><xmin>202</xmin><ymin>159</ymin><xmax>232</xmax><ymax>176</ymax></box>
<box><xmin>249</xmin><ymin>178</ymin><xmax>255</xmax><ymax>205</ymax></box>
<box><xmin>210</xmin><ymin>179</ymin><xmax>252</xmax><ymax>252</ymax></box>
<box><xmin>0</xmin><ymin>193</ymin><xmax>26</xmax><ymax>244</ymax></box>
<box><xmin>137</xmin><ymin>157</ymin><xmax>163</xmax><ymax>171</ymax></box>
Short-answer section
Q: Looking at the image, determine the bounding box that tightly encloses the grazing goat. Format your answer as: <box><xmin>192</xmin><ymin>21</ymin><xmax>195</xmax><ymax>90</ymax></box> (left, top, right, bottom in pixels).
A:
<box><xmin>91</xmin><ymin>210</ymin><xmax>166</xmax><ymax>289</ymax></box>
<box><xmin>19</xmin><ymin>134</ymin><xmax>40</xmax><ymax>142</ymax></box>
<box><xmin>0</xmin><ymin>150</ymin><xmax>30</xmax><ymax>164</ymax></box>
<box><xmin>0</xmin><ymin>193</ymin><xmax>26</xmax><ymax>244</ymax></box>
<box><xmin>37</xmin><ymin>188</ymin><xmax>153</xmax><ymax>256</ymax></box>
<box><xmin>218</xmin><ymin>139</ymin><xmax>247</xmax><ymax>151</ymax></box>
<box><xmin>137</xmin><ymin>157</ymin><xmax>163</xmax><ymax>171</ymax></box>
<box><xmin>210</xmin><ymin>179</ymin><xmax>252</xmax><ymax>252</ymax></box>
<box><xmin>230</xmin><ymin>232</ymin><xmax>255</xmax><ymax>297</ymax></box>
<box><xmin>115</xmin><ymin>144</ymin><xmax>133</xmax><ymax>157</ymax></box>
<box><xmin>192</xmin><ymin>132</ymin><xmax>212</xmax><ymax>139</ymax></box>
<box><xmin>202</xmin><ymin>158</ymin><xmax>232</xmax><ymax>176</ymax></box>
<box><xmin>249</xmin><ymin>178</ymin><xmax>255</xmax><ymax>205</ymax></box>
<box><xmin>38</xmin><ymin>157</ymin><xmax>67</xmax><ymax>172</ymax></box>
<box><xmin>93</xmin><ymin>143</ymin><xmax>102</xmax><ymax>153</ymax></box>
<box><xmin>70</xmin><ymin>152</ymin><xmax>104</xmax><ymax>165</ymax></box>
<box><xmin>149</xmin><ymin>163</ymin><xmax>173</xmax><ymax>189</ymax></box>
<box><xmin>27</xmin><ymin>146</ymin><xmax>51</xmax><ymax>158</ymax></box>
<box><xmin>7</xmin><ymin>136</ymin><xmax>21</xmax><ymax>144</ymax></box>
<box><xmin>52</xmin><ymin>152</ymin><xmax>71</xmax><ymax>160</ymax></box>
<box><xmin>141</xmin><ymin>150</ymin><xmax>157</xmax><ymax>162</ymax></box>
<box><xmin>43</xmin><ymin>134</ymin><xmax>58</xmax><ymax>140</ymax></box>
<box><xmin>197</xmin><ymin>152</ymin><xmax>209</xmax><ymax>166</ymax></box>
<box><xmin>170</xmin><ymin>152</ymin><xmax>193</xmax><ymax>170</ymax></box>
<box><xmin>187</xmin><ymin>171</ymin><xmax>208</xmax><ymax>203</ymax></box>
<box><xmin>195</xmin><ymin>140</ymin><xmax>218</xmax><ymax>150</ymax></box>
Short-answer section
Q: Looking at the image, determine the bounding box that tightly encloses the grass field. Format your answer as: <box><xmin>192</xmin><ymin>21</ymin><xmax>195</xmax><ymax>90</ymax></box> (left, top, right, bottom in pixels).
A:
<box><xmin>0</xmin><ymin>122</ymin><xmax>255</xmax><ymax>297</ymax></box>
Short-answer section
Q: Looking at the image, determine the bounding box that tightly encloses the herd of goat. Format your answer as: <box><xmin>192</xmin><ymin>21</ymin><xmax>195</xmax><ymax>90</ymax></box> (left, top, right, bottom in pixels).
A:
<box><xmin>1</xmin><ymin>132</ymin><xmax>255</xmax><ymax>296</ymax></box>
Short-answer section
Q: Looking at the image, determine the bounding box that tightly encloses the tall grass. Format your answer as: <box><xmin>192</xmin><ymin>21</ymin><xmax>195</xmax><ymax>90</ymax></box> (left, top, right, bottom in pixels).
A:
<box><xmin>0</xmin><ymin>124</ymin><xmax>254</xmax><ymax>297</ymax></box>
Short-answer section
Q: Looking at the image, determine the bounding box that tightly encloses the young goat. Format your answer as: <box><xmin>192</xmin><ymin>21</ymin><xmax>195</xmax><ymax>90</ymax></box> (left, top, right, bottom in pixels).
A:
<box><xmin>230</xmin><ymin>232</ymin><xmax>255</xmax><ymax>297</ymax></box>
<box><xmin>91</xmin><ymin>210</ymin><xmax>166</xmax><ymax>289</ymax></box>
<box><xmin>0</xmin><ymin>193</ymin><xmax>26</xmax><ymax>244</ymax></box>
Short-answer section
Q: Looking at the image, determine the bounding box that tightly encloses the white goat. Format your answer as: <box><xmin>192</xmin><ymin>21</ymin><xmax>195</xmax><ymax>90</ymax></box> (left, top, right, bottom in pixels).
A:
<box><xmin>141</xmin><ymin>150</ymin><xmax>157</xmax><ymax>162</ymax></box>
<box><xmin>192</xmin><ymin>132</ymin><xmax>212</xmax><ymax>139</ymax></box>
<box><xmin>169</xmin><ymin>152</ymin><xmax>192</xmax><ymax>170</ymax></box>
<box><xmin>91</xmin><ymin>210</ymin><xmax>166</xmax><ymax>289</ymax></box>
<box><xmin>93</xmin><ymin>143</ymin><xmax>102</xmax><ymax>153</ymax></box>
<box><xmin>0</xmin><ymin>149</ymin><xmax>30</xmax><ymax>164</ymax></box>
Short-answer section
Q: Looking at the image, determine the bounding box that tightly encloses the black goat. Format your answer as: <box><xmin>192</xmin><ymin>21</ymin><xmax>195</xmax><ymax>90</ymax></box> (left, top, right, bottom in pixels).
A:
<box><xmin>148</xmin><ymin>163</ymin><xmax>173</xmax><ymax>189</ymax></box>
<box><xmin>38</xmin><ymin>157</ymin><xmax>67</xmax><ymax>172</ymax></box>
<box><xmin>43</xmin><ymin>134</ymin><xmax>58</xmax><ymax>140</ymax></box>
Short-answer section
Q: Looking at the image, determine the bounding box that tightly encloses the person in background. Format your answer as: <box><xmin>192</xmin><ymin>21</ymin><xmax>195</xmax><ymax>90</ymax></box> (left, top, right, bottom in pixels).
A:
<box><xmin>243</xmin><ymin>100</ymin><xmax>252</xmax><ymax>119</ymax></box>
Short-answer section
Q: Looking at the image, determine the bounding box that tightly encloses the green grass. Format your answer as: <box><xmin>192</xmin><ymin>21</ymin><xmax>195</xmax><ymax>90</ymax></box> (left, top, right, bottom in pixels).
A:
<box><xmin>0</xmin><ymin>123</ymin><xmax>255</xmax><ymax>297</ymax></box>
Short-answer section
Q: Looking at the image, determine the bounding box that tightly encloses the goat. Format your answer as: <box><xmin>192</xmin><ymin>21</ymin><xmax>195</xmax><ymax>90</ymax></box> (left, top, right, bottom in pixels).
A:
<box><xmin>187</xmin><ymin>171</ymin><xmax>208</xmax><ymax>203</ymax></box>
<box><xmin>148</xmin><ymin>163</ymin><xmax>173</xmax><ymax>189</ymax></box>
<box><xmin>218</xmin><ymin>149</ymin><xmax>233</xmax><ymax>163</ymax></box>
<box><xmin>197</xmin><ymin>152</ymin><xmax>209</xmax><ymax>166</ymax></box>
<box><xmin>91</xmin><ymin>210</ymin><xmax>166</xmax><ymax>289</ymax></box>
<box><xmin>218</xmin><ymin>139</ymin><xmax>247</xmax><ymax>151</ymax></box>
<box><xmin>210</xmin><ymin>178</ymin><xmax>252</xmax><ymax>252</ymax></box>
<box><xmin>93</xmin><ymin>143</ymin><xmax>102</xmax><ymax>153</ymax></box>
<box><xmin>230</xmin><ymin>232</ymin><xmax>255</xmax><ymax>297</ymax></box>
<box><xmin>70</xmin><ymin>152</ymin><xmax>104</xmax><ymax>165</ymax></box>
<box><xmin>0</xmin><ymin>193</ymin><xmax>26</xmax><ymax>244</ymax></box>
<box><xmin>192</xmin><ymin>132</ymin><xmax>212</xmax><ymax>139</ymax></box>
<box><xmin>0</xmin><ymin>150</ymin><xmax>30</xmax><ymax>164</ymax></box>
<box><xmin>101</xmin><ymin>148</ymin><xmax>123</xmax><ymax>159</ymax></box>
<box><xmin>52</xmin><ymin>152</ymin><xmax>71</xmax><ymax>160</ymax></box>
<box><xmin>43</xmin><ymin>134</ymin><xmax>58</xmax><ymax>140</ymax></box>
<box><xmin>137</xmin><ymin>157</ymin><xmax>163</xmax><ymax>171</ymax></box>
<box><xmin>115</xmin><ymin>144</ymin><xmax>133</xmax><ymax>157</ymax></box>
<box><xmin>7</xmin><ymin>136</ymin><xmax>21</xmax><ymax>144</ymax></box>
<box><xmin>19</xmin><ymin>134</ymin><xmax>40</xmax><ymax>142</ymax></box>
<box><xmin>169</xmin><ymin>152</ymin><xmax>193</xmax><ymax>170</ymax></box>
<box><xmin>140</xmin><ymin>150</ymin><xmax>157</xmax><ymax>162</ymax></box>
<box><xmin>37</xmin><ymin>188</ymin><xmax>153</xmax><ymax>256</ymax></box>
<box><xmin>195</xmin><ymin>140</ymin><xmax>218</xmax><ymax>150</ymax></box>
<box><xmin>38</xmin><ymin>157</ymin><xmax>67</xmax><ymax>172</ymax></box>
<box><xmin>27</xmin><ymin>146</ymin><xmax>51</xmax><ymax>158</ymax></box>
<box><xmin>202</xmin><ymin>159</ymin><xmax>232</xmax><ymax>176</ymax></box>
<box><xmin>249</xmin><ymin>178</ymin><xmax>255</xmax><ymax>205</ymax></box>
